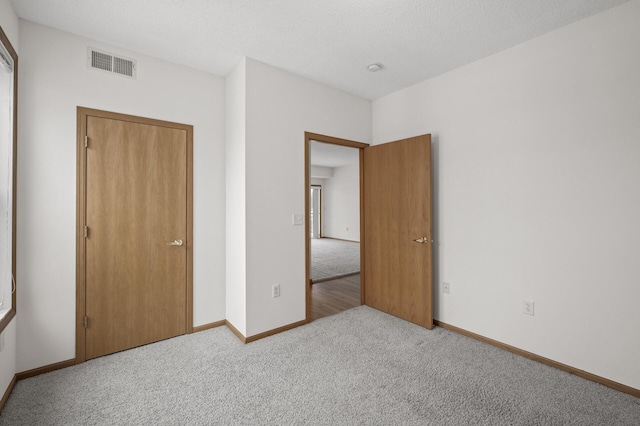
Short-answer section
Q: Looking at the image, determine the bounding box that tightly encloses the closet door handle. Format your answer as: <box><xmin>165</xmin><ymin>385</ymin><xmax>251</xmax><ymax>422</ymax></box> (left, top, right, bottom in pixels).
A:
<box><xmin>166</xmin><ymin>239</ymin><xmax>183</xmax><ymax>246</ymax></box>
<box><xmin>413</xmin><ymin>237</ymin><xmax>433</xmax><ymax>244</ymax></box>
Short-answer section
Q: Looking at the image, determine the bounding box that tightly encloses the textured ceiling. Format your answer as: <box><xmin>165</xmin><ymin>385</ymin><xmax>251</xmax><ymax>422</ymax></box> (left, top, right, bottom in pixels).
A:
<box><xmin>11</xmin><ymin>0</ymin><xmax>630</xmax><ymax>99</ymax></box>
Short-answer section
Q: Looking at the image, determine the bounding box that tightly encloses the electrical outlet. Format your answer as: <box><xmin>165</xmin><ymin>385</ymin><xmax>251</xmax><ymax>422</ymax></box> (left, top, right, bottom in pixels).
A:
<box><xmin>443</xmin><ymin>282</ymin><xmax>450</xmax><ymax>294</ymax></box>
<box><xmin>272</xmin><ymin>284</ymin><xmax>281</xmax><ymax>298</ymax></box>
<box><xmin>523</xmin><ymin>300</ymin><xmax>534</xmax><ymax>316</ymax></box>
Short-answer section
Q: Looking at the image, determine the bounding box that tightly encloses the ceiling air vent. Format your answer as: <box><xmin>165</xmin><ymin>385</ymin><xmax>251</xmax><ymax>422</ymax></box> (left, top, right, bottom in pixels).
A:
<box><xmin>87</xmin><ymin>47</ymin><xmax>137</xmax><ymax>79</ymax></box>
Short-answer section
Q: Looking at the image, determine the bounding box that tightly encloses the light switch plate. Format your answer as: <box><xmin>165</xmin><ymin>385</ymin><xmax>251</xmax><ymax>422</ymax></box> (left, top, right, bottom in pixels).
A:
<box><xmin>292</xmin><ymin>213</ymin><xmax>304</xmax><ymax>226</ymax></box>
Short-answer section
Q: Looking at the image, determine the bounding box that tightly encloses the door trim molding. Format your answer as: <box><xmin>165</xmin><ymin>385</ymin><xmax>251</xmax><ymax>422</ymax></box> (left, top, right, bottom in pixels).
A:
<box><xmin>304</xmin><ymin>132</ymin><xmax>369</xmax><ymax>322</ymax></box>
<box><xmin>76</xmin><ymin>107</ymin><xmax>194</xmax><ymax>363</ymax></box>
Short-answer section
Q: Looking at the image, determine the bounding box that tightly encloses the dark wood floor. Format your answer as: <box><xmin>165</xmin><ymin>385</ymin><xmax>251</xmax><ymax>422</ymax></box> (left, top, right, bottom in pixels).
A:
<box><xmin>310</xmin><ymin>273</ymin><xmax>361</xmax><ymax>321</ymax></box>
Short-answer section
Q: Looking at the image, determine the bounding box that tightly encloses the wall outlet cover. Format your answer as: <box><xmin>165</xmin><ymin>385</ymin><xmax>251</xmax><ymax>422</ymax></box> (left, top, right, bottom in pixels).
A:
<box><xmin>523</xmin><ymin>300</ymin><xmax>535</xmax><ymax>316</ymax></box>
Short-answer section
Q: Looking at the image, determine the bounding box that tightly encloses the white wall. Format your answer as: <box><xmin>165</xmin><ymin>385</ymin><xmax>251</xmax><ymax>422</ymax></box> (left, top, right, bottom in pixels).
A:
<box><xmin>0</xmin><ymin>320</ymin><xmax>16</xmax><ymax>401</ymax></box>
<box><xmin>0</xmin><ymin>0</ymin><xmax>18</xmax><ymax>400</ymax></box>
<box><xmin>225</xmin><ymin>58</ymin><xmax>247</xmax><ymax>335</ymax></box>
<box><xmin>322</xmin><ymin>162</ymin><xmax>360</xmax><ymax>241</ymax></box>
<box><xmin>17</xmin><ymin>21</ymin><xmax>226</xmax><ymax>372</ymax></box>
<box><xmin>243</xmin><ymin>58</ymin><xmax>371</xmax><ymax>337</ymax></box>
<box><xmin>373</xmin><ymin>1</ymin><xmax>640</xmax><ymax>389</ymax></box>
<box><xmin>0</xmin><ymin>0</ymin><xmax>17</xmax><ymax>46</ymax></box>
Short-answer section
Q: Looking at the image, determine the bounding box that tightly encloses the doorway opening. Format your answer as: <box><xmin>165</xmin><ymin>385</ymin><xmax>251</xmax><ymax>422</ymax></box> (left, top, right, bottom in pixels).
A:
<box><xmin>304</xmin><ymin>133</ymin><xmax>368</xmax><ymax>322</ymax></box>
<box><xmin>305</xmin><ymin>132</ymin><xmax>434</xmax><ymax>328</ymax></box>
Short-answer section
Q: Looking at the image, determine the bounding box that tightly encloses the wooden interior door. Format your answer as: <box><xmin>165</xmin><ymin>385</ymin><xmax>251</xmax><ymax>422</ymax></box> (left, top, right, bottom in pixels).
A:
<box><xmin>83</xmin><ymin>113</ymin><xmax>189</xmax><ymax>360</ymax></box>
<box><xmin>363</xmin><ymin>134</ymin><xmax>433</xmax><ymax>329</ymax></box>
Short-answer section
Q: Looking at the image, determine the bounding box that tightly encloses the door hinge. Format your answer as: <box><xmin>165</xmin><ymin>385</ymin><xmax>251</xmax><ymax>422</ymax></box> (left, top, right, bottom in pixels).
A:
<box><xmin>85</xmin><ymin>135</ymin><xmax>88</xmax><ymax>148</ymax></box>
<box><xmin>84</xmin><ymin>225</ymin><xmax>88</xmax><ymax>238</ymax></box>
<box><xmin>83</xmin><ymin>316</ymin><xmax>88</xmax><ymax>328</ymax></box>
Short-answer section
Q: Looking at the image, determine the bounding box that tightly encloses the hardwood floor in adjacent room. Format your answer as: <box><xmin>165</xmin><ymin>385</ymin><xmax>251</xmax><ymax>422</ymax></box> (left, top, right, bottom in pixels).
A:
<box><xmin>310</xmin><ymin>273</ymin><xmax>361</xmax><ymax>321</ymax></box>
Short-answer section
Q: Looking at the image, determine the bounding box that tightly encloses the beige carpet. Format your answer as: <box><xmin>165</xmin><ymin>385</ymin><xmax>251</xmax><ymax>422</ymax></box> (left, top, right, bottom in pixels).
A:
<box><xmin>2</xmin><ymin>306</ymin><xmax>639</xmax><ymax>425</ymax></box>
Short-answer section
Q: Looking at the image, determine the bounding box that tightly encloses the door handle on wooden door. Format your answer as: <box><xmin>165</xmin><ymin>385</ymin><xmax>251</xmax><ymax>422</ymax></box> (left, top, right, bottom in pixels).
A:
<box><xmin>413</xmin><ymin>237</ymin><xmax>433</xmax><ymax>244</ymax></box>
<box><xmin>166</xmin><ymin>239</ymin><xmax>183</xmax><ymax>246</ymax></box>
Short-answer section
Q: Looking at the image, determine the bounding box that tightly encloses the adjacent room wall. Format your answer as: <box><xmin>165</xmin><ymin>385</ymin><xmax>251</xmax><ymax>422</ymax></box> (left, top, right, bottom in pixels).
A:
<box><xmin>322</xmin><ymin>163</ymin><xmax>360</xmax><ymax>241</ymax></box>
<box><xmin>310</xmin><ymin>165</ymin><xmax>333</xmax><ymax>179</ymax></box>
<box><xmin>17</xmin><ymin>20</ymin><xmax>226</xmax><ymax>372</ymax></box>
<box><xmin>372</xmin><ymin>1</ymin><xmax>640</xmax><ymax>389</ymax></box>
<box><xmin>0</xmin><ymin>0</ymin><xmax>18</xmax><ymax>401</ymax></box>
<box><xmin>243</xmin><ymin>58</ymin><xmax>371</xmax><ymax>337</ymax></box>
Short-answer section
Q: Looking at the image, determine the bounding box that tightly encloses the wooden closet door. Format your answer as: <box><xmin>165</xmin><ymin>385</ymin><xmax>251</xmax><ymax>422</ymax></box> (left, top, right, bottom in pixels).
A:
<box><xmin>84</xmin><ymin>115</ymin><xmax>188</xmax><ymax>359</ymax></box>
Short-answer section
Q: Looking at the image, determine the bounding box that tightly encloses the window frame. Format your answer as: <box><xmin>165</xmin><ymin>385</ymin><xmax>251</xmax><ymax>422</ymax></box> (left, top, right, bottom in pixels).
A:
<box><xmin>0</xmin><ymin>24</ymin><xmax>18</xmax><ymax>333</ymax></box>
